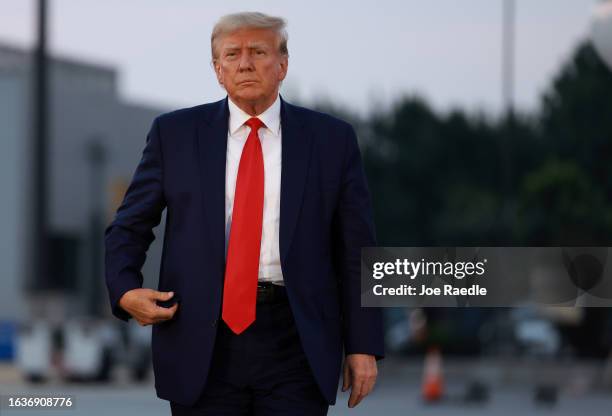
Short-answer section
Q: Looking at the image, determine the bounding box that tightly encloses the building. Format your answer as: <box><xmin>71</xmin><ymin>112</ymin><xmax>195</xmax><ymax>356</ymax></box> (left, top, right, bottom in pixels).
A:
<box><xmin>0</xmin><ymin>42</ymin><xmax>168</xmax><ymax>322</ymax></box>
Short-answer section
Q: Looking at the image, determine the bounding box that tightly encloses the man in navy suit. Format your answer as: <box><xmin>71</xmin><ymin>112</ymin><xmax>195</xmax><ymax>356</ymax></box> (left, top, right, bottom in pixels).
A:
<box><xmin>105</xmin><ymin>11</ymin><xmax>384</xmax><ymax>415</ymax></box>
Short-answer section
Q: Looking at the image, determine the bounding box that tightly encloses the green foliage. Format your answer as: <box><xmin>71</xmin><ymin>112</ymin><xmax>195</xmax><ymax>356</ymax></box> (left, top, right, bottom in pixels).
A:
<box><xmin>517</xmin><ymin>159</ymin><xmax>611</xmax><ymax>244</ymax></box>
<box><xmin>315</xmin><ymin>41</ymin><xmax>612</xmax><ymax>246</ymax></box>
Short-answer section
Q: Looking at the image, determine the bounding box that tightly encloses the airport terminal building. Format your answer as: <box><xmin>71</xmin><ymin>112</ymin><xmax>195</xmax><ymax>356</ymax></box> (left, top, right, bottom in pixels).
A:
<box><xmin>0</xmin><ymin>42</ymin><xmax>168</xmax><ymax>324</ymax></box>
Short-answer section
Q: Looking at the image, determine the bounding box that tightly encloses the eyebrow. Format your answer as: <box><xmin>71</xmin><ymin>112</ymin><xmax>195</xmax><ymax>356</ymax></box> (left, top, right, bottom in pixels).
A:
<box><xmin>246</xmin><ymin>42</ymin><xmax>269</xmax><ymax>49</ymax></box>
<box><xmin>222</xmin><ymin>42</ymin><xmax>269</xmax><ymax>51</ymax></box>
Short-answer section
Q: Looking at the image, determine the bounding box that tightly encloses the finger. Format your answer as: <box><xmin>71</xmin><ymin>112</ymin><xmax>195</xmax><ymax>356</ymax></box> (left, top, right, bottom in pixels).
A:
<box><xmin>348</xmin><ymin>382</ymin><xmax>363</xmax><ymax>408</ymax></box>
<box><xmin>342</xmin><ymin>362</ymin><xmax>351</xmax><ymax>392</ymax></box>
<box><xmin>360</xmin><ymin>375</ymin><xmax>376</xmax><ymax>399</ymax></box>
<box><xmin>352</xmin><ymin>371</ymin><xmax>377</xmax><ymax>406</ymax></box>
<box><xmin>348</xmin><ymin>379</ymin><xmax>365</xmax><ymax>408</ymax></box>
<box><xmin>160</xmin><ymin>302</ymin><xmax>179</xmax><ymax>318</ymax></box>
<box><xmin>151</xmin><ymin>290</ymin><xmax>174</xmax><ymax>301</ymax></box>
<box><xmin>153</xmin><ymin>303</ymin><xmax>178</xmax><ymax>321</ymax></box>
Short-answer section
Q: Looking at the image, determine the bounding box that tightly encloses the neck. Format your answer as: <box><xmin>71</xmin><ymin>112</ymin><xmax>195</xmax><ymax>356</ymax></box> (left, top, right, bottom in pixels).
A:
<box><xmin>230</xmin><ymin>92</ymin><xmax>278</xmax><ymax>116</ymax></box>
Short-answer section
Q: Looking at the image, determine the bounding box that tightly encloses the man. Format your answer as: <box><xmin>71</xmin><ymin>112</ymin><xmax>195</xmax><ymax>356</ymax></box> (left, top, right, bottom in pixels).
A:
<box><xmin>105</xmin><ymin>11</ymin><xmax>384</xmax><ymax>415</ymax></box>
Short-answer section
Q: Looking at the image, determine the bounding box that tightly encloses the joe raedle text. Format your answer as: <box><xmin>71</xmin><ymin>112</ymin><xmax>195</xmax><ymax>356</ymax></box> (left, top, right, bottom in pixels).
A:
<box><xmin>371</xmin><ymin>258</ymin><xmax>488</xmax><ymax>298</ymax></box>
<box><xmin>373</xmin><ymin>284</ymin><xmax>487</xmax><ymax>296</ymax></box>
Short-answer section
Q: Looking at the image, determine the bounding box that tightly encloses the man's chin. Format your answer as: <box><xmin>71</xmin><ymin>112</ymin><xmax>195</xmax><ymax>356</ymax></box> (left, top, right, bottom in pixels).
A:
<box><xmin>233</xmin><ymin>90</ymin><xmax>264</xmax><ymax>103</ymax></box>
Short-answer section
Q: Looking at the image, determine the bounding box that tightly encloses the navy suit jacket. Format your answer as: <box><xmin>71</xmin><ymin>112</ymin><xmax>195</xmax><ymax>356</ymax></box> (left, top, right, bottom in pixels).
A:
<box><xmin>104</xmin><ymin>95</ymin><xmax>384</xmax><ymax>406</ymax></box>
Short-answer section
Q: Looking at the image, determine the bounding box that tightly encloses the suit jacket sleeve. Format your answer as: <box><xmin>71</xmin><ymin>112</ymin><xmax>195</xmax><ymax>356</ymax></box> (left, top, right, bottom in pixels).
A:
<box><xmin>104</xmin><ymin>117</ymin><xmax>166</xmax><ymax>321</ymax></box>
<box><xmin>333</xmin><ymin>123</ymin><xmax>385</xmax><ymax>360</ymax></box>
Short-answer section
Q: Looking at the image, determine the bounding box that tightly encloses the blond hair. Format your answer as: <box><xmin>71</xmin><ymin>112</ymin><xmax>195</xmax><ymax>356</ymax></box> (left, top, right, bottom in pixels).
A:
<box><xmin>211</xmin><ymin>12</ymin><xmax>288</xmax><ymax>61</ymax></box>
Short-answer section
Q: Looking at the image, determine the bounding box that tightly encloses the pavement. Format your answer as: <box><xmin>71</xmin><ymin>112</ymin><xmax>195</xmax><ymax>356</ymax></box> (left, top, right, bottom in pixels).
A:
<box><xmin>1</xmin><ymin>358</ymin><xmax>611</xmax><ymax>415</ymax></box>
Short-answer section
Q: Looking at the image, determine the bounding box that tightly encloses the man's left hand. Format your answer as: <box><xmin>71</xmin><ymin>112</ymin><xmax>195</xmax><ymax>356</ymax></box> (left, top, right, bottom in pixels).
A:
<box><xmin>341</xmin><ymin>353</ymin><xmax>378</xmax><ymax>408</ymax></box>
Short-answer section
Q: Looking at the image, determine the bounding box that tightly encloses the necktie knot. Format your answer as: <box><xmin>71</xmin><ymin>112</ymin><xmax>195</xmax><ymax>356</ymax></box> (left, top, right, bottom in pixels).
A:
<box><xmin>245</xmin><ymin>117</ymin><xmax>265</xmax><ymax>132</ymax></box>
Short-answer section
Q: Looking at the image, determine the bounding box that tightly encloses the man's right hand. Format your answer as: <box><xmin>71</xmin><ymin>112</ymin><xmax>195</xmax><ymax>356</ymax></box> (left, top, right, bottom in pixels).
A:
<box><xmin>118</xmin><ymin>288</ymin><xmax>179</xmax><ymax>326</ymax></box>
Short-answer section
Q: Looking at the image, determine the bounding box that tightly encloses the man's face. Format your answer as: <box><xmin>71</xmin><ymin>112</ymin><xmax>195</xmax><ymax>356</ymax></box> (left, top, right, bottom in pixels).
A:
<box><xmin>213</xmin><ymin>28</ymin><xmax>288</xmax><ymax>110</ymax></box>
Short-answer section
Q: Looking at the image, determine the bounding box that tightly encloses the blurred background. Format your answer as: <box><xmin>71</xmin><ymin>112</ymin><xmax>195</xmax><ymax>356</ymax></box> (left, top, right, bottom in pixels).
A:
<box><xmin>1</xmin><ymin>0</ymin><xmax>612</xmax><ymax>414</ymax></box>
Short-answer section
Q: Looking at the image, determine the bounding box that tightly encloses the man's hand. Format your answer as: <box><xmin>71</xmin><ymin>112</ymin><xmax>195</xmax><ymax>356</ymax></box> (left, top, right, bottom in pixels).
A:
<box><xmin>342</xmin><ymin>353</ymin><xmax>378</xmax><ymax>408</ymax></box>
<box><xmin>118</xmin><ymin>288</ymin><xmax>178</xmax><ymax>326</ymax></box>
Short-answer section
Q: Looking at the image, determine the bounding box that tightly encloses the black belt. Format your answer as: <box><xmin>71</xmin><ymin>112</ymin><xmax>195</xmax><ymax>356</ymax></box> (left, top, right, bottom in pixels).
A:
<box><xmin>257</xmin><ymin>282</ymin><xmax>287</xmax><ymax>304</ymax></box>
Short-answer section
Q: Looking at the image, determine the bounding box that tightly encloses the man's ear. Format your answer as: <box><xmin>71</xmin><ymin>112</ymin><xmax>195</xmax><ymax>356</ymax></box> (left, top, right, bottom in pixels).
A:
<box><xmin>213</xmin><ymin>59</ymin><xmax>224</xmax><ymax>86</ymax></box>
<box><xmin>278</xmin><ymin>55</ymin><xmax>289</xmax><ymax>82</ymax></box>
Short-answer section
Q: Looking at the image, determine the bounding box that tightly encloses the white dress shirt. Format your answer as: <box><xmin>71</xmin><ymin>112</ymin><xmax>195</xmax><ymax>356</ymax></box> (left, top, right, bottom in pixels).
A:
<box><xmin>225</xmin><ymin>94</ymin><xmax>284</xmax><ymax>285</ymax></box>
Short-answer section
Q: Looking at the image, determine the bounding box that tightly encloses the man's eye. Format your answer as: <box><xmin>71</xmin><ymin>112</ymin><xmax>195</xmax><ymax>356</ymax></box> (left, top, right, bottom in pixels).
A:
<box><xmin>256</xmin><ymin>50</ymin><xmax>265</xmax><ymax>55</ymax></box>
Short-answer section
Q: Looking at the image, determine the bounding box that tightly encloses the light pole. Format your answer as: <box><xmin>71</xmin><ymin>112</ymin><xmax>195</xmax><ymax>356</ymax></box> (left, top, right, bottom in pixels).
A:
<box><xmin>86</xmin><ymin>138</ymin><xmax>107</xmax><ymax>317</ymax></box>
<box><xmin>499</xmin><ymin>0</ymin><xmax>516</xmax><ymax>238</ymax></box>
<box><xmin>502</xmin><ymin>0</ymin><xmax>515</xmax><ymax>115</ymax></box>
<box><xmin>31</xmin><ymin>0</ymin><xmax>50</xmax><ymax>292</ymax></box>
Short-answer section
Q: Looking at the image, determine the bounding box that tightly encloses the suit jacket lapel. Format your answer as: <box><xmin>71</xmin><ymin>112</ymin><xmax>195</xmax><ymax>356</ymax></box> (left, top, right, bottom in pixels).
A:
<box><xmin>279</xmin><ymin>96</ymin><xmax>313</xmax><ymax>268</ymax></box>
<box><xmin>197</xmin><ymin>97</ymin><xmax>229</xmax><ymax>274</ymax></box>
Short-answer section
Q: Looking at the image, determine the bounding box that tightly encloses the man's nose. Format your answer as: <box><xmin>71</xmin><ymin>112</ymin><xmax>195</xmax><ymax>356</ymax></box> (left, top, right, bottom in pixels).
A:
<box><xmin>238</xmin><ymin>51</ymin><xmax>254</xmax><ymax>71</ymax></box>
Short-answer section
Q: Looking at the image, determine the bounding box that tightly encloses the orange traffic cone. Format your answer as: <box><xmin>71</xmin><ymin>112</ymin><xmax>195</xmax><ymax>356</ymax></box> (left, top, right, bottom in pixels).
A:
<box><xmin>421</xmin><ymin>346</ymin><xmax>444</xmax><ymax>402</ymax></box>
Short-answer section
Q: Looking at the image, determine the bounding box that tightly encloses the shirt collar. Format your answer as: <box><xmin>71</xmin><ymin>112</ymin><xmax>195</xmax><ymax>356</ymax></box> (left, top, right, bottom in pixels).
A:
<box><xmin>227</xmin><ymin>94</ymin><xmax>281</xmax><ymax>137</ymax></box>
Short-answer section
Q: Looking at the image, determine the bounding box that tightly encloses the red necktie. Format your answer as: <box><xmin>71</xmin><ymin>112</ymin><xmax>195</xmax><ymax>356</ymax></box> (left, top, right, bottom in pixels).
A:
<box><xmin>222</xmin><ymin>117</ymin><xmax>265</xmax><ymax>334</ymax></box>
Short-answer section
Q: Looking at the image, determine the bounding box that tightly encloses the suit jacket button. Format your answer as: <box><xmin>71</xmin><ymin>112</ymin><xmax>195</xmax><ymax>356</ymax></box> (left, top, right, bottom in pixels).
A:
<box><xmin>212</xmin><ymin>319</ymin><xmax>218</xmax><ymax>327</ymax></box>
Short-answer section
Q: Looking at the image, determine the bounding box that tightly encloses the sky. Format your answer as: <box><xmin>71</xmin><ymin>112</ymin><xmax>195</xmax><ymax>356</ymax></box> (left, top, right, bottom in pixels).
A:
<box><xmin>0</xmin><ymin>0</ymin><xmax>599</xmax><ymax>117</ymax></box>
